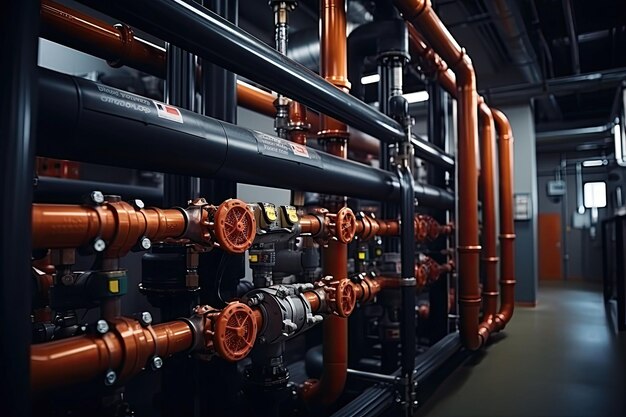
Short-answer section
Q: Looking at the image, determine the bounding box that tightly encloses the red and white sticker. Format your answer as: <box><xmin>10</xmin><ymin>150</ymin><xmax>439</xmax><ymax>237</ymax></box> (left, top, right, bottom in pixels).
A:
<box><xmin>153</xmin><ymin>101</ymin><xmax>183</xmax><ymax>123</ymax></box>
<box><xmin>289</xmin><ymin>142</ymin><xmax>310</xmax><ymax>158</ymax></box>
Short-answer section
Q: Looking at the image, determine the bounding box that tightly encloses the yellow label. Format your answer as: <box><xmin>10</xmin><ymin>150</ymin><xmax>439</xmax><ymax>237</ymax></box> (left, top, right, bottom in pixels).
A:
<box><xmin>286</xmin><ymin>207</ymin><xmax>299</xmax><ymax>223</ymax></box>
<box><xmin>108</xmin><ymin>279</ymin><xmax>120</xmax><ymax>294</ymax></box>
<box><xmin>264</xmin><ymin>206</ymin><xmax>277</xmax><ymax>222</ymax></box>
<box><xmin>358</xmin><ymin>252</ymin><xmax>366</xmax><ymax>260</ymax></box>
<box><xmin>249</xmin><ymin>254</ymin><xmax>259</xmax><ymax>263</ymax></box>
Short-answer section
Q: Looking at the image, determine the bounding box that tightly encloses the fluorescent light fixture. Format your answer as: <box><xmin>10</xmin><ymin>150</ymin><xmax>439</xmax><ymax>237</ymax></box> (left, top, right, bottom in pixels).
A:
<box><xmin>583</xmin><ymin>181</ymin><xmax>607</xmax><ymax>208</ymax></box>
<box><xmin>403</xmin><ymin>91</ymin><xmax>429</xmax><ymax>103</ymax></box>
<box><xmin>582</xmin><ymin>159</ymin><xmax>606</xmax><ymax>167</ymax></box>
<box><xmin>361</xmin><ymin>74</ymin><xmax>380</xmax><ymax>85</ymax></box>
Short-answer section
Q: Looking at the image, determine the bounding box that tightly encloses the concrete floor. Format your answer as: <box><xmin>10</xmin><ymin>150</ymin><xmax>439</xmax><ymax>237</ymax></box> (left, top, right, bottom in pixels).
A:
<box><xmin>416</xmin><ymin>281</ymin><xmax>626</xmax><ymax>417</ymax></box>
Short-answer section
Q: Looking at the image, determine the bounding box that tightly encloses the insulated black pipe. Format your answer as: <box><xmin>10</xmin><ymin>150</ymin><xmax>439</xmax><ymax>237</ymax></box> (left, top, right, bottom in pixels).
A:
<box><xmin>33</xmin><ymin>177</ymin><xmax>163</xmax><ymax>205</ymax></box>
<box><xmin>398</xmin><ymin>165</ymin><xmax>416</xmax><ymax>414</ymax></box>
<box><xmin>36</xmin><ymin>68</ymin><xmax>455</xmax><ymax>209</ymax></box>
<box><xmin>426</xmin><ymin>83</ymin><xmax>451</xmax><ymax>343</ymax></box>
<box><xmin>411</xmin><ymin>134</ymin><xmax>454</xmax><ymax>172</ymax></box>
<box><xmin>0</xmin><ymin>2</ymin><xmax>39</xmax><ymax>415</ymax></box>
<box><xmin>76</xmin><ymin>0</ymin><xmax>405</xmax><ymax>143</ymax></box>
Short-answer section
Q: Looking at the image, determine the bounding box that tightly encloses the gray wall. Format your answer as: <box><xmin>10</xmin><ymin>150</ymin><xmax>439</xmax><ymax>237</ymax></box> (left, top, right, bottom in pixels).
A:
<box><xmin>537</xmin><ymin>151</ymin><xmax>619</xmax><ymax>281</ymax></box>
<box><xmin>501</xmin><ymin>104</ymin><xmax>539</xmax><ymax>304</ymax></box>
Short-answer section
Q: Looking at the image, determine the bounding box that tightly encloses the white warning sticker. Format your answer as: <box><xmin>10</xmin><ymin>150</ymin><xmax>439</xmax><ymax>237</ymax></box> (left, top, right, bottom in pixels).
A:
<box><xmin>289</xmin><ymin>142</ymin><xmax>310</xmax><ymax>158</ymax></box>
<box><xmin>153</xmin><ymin>101</ymin><xmax>184</xmax><ymax>123</ymax></box>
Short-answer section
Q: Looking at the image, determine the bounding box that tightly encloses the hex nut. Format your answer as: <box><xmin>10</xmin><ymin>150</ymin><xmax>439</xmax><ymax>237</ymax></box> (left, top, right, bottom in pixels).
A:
<box><xmin>96</xmin><ymin>320</ymin><xmax>109</xmax><ymax>334</ymax></box>
<box><xmin>90</xmin><ymin>191</ymin><xmax>105</xmax><ymax>204</ymax></box>
<box><xmin>104</xmin><ymin>370</ymin><xmax>117</xmax><ymax>386</ymax></box>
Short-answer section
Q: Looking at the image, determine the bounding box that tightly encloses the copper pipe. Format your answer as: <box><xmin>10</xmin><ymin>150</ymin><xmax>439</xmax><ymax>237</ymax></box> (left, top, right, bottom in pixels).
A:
<box><xmin>396</xmin><ymin>0</ymin><xmax>482</xmax><ymax>350</ymax></box>
<box><xmin>31</xmin><ymin>203</ymin><xmax>186</xmax><ymax>253</ymax></box>
<box><xmin>301</xmin><ymin>0</ymin><xmax>350</xmax><ymax>405</ymax></box>
<box><xmin>492</xmin><ymin>109</ymin><xmax>516</xmax><ymax>331</ymax></box>
<box><xmin>303</xmin><ymin>291</ymin><xmax>322</xmax><ymax>312</ymax></box>
<box><xmin>237</xmin><ymin>82</ymin><xmax>277</xmax><ymax>116</ymax></box>
<box><xmin>299</xmin><ymin>214</ymin><xmax>323</xmax><ymax>235</ymax></box>
<box><xmin>40</xmin><ymin>0</ymin><xmax>166</xmax><ymax>77</ymax></box>
<box><xmin>478</xmin><ymin>101</ymin><xmax>499</xmax><ymax>321</ymax></box>
<box><xmin>31</xmin><ymin>318</ymin><xmax>193</xmax><ymax>391</ymax></box>
<box><xmin>318</xmin><ymin>0</ymin><xmax>350</xmax><ymax>141</ymax></box>
<box><xmin>288</xmin><ymin>101</ymin><xmax>309</xmax><ymax>146</ymax></box>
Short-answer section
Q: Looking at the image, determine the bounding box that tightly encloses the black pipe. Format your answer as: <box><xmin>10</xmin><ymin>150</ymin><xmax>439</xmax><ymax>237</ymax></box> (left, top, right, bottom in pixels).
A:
<box><xmin>76</xmin><ymin>0</ymin><xmax>405</xmax><ymax>143</ymax></box>
<box><xmin>33</xmin><ymin>177</ymin><xmax>163</xmax><ymax>205</ymax></box>
<box><xmin>411</xmin><ymin>134</ymin><xmax>454</xmax><ymax>172</ymax></box>
<box><xmin>330</xmin><ymin>333</ymin><xmax>461</xmax><ymax>417</ymax></box>
<box><xmin>0</xmin><ymin>2</ymin><xmax>39</xmax><ymax>415</ymax></box>
<box><xmin>36</xmin><ymin>68</ymin><xmax>455</xmax><ymax>209</ymax></box>
<box><xmin>426</xmin><ymin>83</ymin><xmax>451</xmax><ymax>343</ymax></box>
<box><xmin>398</xmin><ymin>165</ymin><xmax>416</xmax><ymax>414</ymax></box>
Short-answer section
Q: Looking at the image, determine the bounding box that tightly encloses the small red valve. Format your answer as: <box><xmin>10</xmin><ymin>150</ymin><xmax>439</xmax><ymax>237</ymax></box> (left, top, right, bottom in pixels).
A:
<box><xmin>320</xmin><ymin>276</ymin><xmax>357</xmax><ymax>317</ymax></box>
<box><xmin>333</xmin><ymin>207</ymin><xmax>357</xmax><ymax>244</ymax></box>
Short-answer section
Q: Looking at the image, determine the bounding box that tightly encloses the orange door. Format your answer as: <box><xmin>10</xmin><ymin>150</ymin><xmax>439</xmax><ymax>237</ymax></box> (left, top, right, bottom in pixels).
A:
<box><xmin>538</xmin><ymin>213</ymin><xmax>562</xmax><ymax>280</ymax></box>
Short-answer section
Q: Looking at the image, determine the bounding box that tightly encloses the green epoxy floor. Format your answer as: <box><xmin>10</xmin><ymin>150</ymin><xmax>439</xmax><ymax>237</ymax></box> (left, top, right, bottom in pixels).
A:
<box><xmin>416</xmin><ymin>281</ymin><xmax>626</xmax><ymax>417</ymax></box>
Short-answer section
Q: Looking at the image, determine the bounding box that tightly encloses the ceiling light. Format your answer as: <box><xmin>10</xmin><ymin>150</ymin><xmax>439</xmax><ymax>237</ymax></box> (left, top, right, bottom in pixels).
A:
<box><xmin>582</xmin><ymin>159</ymin><xmax>606</xmax><ymax>167</ymax></box>
<box><xmin>361</xmin><ymin>74</ymin><xmax>380</xmax><ymax>85</ymax></box>
<box><xmin>403</xmin><ymin>91</ymin><xmax>429</xmax><ymax>103</ymax></box>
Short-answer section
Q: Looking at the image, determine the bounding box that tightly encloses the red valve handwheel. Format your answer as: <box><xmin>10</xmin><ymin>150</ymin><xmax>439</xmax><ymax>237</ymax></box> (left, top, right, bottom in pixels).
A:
<box><xmin>213</xmin><ymin>199</ymin><xmax>256</xmax><ymax>254</ymax></box>
<box><xmin>333</xmin><ymin>280</ymin><xmax>357</xmax><ymax>317</ymax></box>
<box><xmin>213</xmin><ymin>302</ymin><xmax>257</xmax><ymax>362</ymax></box>
<box><xmin>335</xmin><ymin>207</ymin><xmax>357</xmax><ymax>244</ymax></box>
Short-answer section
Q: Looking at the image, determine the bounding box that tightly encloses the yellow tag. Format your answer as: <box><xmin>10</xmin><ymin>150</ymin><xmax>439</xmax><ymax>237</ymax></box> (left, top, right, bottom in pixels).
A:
<box><xmin>286</xmin><ymin>207</ymin><xmax>299</xmax><ymax>224</ymax></box>
<box><xmin>358</xmin><ymin>252</ymin><xmax>366</xmax><ymax>260</ymax></box>
<box><xmin>108</xmin><ymin>279</ymin><xmax>120</xmax><ymax>294</ymax></box>
<box><xmin>249</xmin><ymin>254</ymin><xmax>259</xmax><ymax>263</ymax></box>
<box><xmin>265</xmin><ymin>206</ymin><xmax>277</xmax><ymax>222</ymax></box>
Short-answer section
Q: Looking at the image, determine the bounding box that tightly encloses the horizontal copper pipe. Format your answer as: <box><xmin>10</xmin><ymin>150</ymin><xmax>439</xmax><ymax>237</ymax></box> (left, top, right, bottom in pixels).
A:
<box><xmin>299</xmin><ymin>215</ymin><xmax>323</xmax><ymax>235</ymax></box>
<box><xmin>31</xmin><ymin>318</ymin><xmax>193</xmax><ymax>391</ymax></box>
<box><xmin>40</xmin><ymin>0</ymin><xmax>166</xmax><ymax>77</ymax></box>
<box><xmin>355</xmin><ymin>213</ymin><xmax>453</xmax><ymax>242</ymax></box>
<box><xmin>32</xmin><ymin>203</ymin><xmax>186</xmax><ymax>253</ymax></box>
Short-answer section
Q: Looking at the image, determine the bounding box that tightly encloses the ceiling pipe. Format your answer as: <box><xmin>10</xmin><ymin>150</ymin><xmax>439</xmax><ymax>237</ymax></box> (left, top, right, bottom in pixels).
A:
<box><xmin>483</xmin><ymin>0</ymin><xmax>562</xmax><ymax>119</ymax></box>
<box><xmin>394</xmin><ymin>0</ymin><xmax>483</xmax><ymax>350</ymax></box>
<box><xmin>562</xmin><ymin>0</ymin><xmax>581</xmax><ymax>74</ymax></box>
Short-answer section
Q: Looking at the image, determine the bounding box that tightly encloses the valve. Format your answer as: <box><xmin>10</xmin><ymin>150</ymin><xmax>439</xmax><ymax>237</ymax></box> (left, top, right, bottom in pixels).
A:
<box><xmin>186</xmin><ymin>198</ymin><xmax>256</xmax><ymax>254</ymax></box>
<box><xmin>193</xmin><ymin>301</ymin><xmax>258</xmax><ymax>362</ymax></box>
<box><xmin>327</xmin><ymin>207</ymin><xmax>358</xmax><ymax>244</ymax></box>
<box><xmin>318</xmin><ymin>276</ymin><xmax>357</xmax><ymax>317</ymax></box>
<box><xmin>304</xmin><ymin>207</ymin><xmax>357</xmax><ymax>245</ymax></box>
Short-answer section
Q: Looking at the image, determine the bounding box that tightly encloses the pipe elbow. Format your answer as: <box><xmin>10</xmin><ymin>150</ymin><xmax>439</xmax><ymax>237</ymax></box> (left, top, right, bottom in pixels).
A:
<box><xmin>452</xmin><ymin>52</ymin><xmax>476</xmax><ymax>87</ymax></box>
<box><xmin>394</xmin><ymin>0</ymin><xmax>429</xmax><ymax>20</ymax></box>
<box><xmin>492</xmin><ymin>108</ymin><xmax>513</xmax><ymax>140</ymax></box>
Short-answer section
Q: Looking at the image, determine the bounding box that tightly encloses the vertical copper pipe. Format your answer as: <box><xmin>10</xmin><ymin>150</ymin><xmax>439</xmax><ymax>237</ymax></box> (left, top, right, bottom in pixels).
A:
<box><xmin>396</xmin><ymin>0</ymin><xmax>482</xmax><ymax>350</ymax></box>
<box><xmin>478</xmin><ymin>101</ymin><xmax>499</xmax><ymax>323</ymax></box>
<box><xmin>288</xmin><ymin>101</ymin><xmax>309</xmax><ymax>146</ymax></box>
<box><xmin>301</xmin><ymin>0</ymin><xmax>349</xmax><ymax>406</ymax></box>
<box><xmin>492</xmin><ymin>109</ymin><xmax>516</xmax><ymax>331</ymax></box>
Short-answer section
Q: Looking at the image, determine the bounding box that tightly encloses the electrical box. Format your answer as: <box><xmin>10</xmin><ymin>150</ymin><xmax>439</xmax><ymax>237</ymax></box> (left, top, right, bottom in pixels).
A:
<box><xmin>514</xmin><ymin>193</ymin><xmax>532</xmax><ymax>221</ymax></box>
<box><xmin>547</xmin><ymin>180</ymin><xmax>566</xmax><ymax>197</ymax></box>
